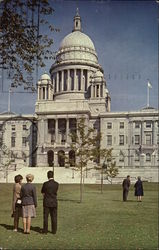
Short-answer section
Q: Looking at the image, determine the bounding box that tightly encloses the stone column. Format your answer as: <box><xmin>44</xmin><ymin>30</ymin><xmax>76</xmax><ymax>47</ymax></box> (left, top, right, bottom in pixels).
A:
<box><xmin>107</xmin><ymin>96</ymin><xmax>111</xmax><ymax>112</ymax></box>
<box><xmin>91</xmin><ymin>85</ymin><xmax>93</xmax><ymax>98</ymax></box>
<box><xmin>67</xmin><ymin>69</ymin><xmax>70</xmax><ymax>91</ymax></box>
<box><xmin>141</xmin><ymin>121</ymin><xmax>144</xmax><ymax>145</ymax></box>
<box><xmin>61</xmin><ymin>70</ymin><xmax>64</xmax><ymax>91</ymax></box>
<box><xmin>80</xmin><ymin>69</ymin><xmax>83</xmax><ymax>91</ymax></box>
<box><xmin>55</xmin><ymin>119</ymin><xmax>58</xmax><ymax>144</ymax></box>
<box><xmin>56</xmin><ymin>72</ymin><xmax>59</xmax><ymax>92</ymax></box>
<box><xmin>49</xmin><ymin>85</ymin><xmax>51</xmax><ymax>99</ymax></box>
<box><xmin>87</xmin><ymin>70</ymin><xmax>90</xmax><ymax>88</ymax></box>
<box><xmin>47</xmin><ymin>85</ymin><xmax>49</xmax><ymax>100</ymax></box>
<box><xmin>99</xmin><ymin>83</ymin><xmax>102</xmax><ymax>97</ymax></box>
<box><xmin>44</xmin><ymin>119</ymin><xmax>48</xmax><ymax>143</ymax></box>
<box><xmin>45</xmin><ymin>87</ymin><xmax>47</xmax><ymax>100</ymax></box>
<box><xmin>152</xmin><ymin>121</ymin><xmax>155</xmax><ymax>144</ymax></box>
<box><xmin>95</xmin><ymin>85</ymin><xmax>97</xmax><ymax>98</ymax></box>
<box><xmin>52</xmin><ymin>77</ymin><xmax>55</xmax><ymax>93</ymax></box>
<box><xmin>66</xmin><ymin>118</ymin><xmax>69</xmax><ymax>143</ymax></box>
<box><xmin>54</xmin><ymin>151</ymin><xmax>58</xmax><ymax>167</ymax></box>
<box><xmin>74</xmin><ymin>69</ymin><xmax>77</xmax><ymax>91</ymax></box>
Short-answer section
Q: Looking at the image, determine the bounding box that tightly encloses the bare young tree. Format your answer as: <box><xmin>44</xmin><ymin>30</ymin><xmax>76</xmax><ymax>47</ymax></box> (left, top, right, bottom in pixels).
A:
<box><xmin>68</xmin><ymin>117</ymin><xmax>105</xmax><ymax>203</ymax></box>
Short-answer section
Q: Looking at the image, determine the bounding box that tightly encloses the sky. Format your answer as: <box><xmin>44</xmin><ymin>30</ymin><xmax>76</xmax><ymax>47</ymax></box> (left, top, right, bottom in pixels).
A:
<box><xmin>0</xmin><ymin>0</ymin><xmax>158</xmax><ymax>114</ymax></box>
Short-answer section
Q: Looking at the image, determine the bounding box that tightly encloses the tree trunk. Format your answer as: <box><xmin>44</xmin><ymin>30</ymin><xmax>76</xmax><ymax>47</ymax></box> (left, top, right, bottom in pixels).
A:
<box><xmin>6</xmin><ymin>166</ymin><xmax>8</xmax><ymax>183</ymax></box>
<box><xmin>101</xmin><ymin>168</ymin><xmax>103</xmax><ymax>194</ymax></box>
<box><xmin>80</xmin><ymin>166</ymin><xmax>83</xmax><ymax>203</ymax></box>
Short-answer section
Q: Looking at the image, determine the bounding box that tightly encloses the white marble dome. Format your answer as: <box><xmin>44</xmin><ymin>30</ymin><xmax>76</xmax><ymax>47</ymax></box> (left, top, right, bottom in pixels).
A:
<box><xmin>59</xmin><ymin>31</ymin><xmax>95</xmax><ymax>51</ymax></box>
<box><xmin>54</xmin><ymin>11</ymin><xmax>98</xmax><ymax>66</ymax></box>
<box><xmin>40</xmin><ymin>73</ymin><xmax>51</xmax><ymax>80</ymax></box>
<box><xmin>93</xmin><ymin>70</ymin><xmax>104</xmax><ymax>82</ymax></box>
<box><xmin>38</xmin><ymin>73</ymin><xmax>51</xmax><ymax>85</ymax></box>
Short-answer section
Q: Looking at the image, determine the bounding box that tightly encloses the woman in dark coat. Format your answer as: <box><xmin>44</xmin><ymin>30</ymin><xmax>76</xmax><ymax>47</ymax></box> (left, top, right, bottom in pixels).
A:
<box><xmin>20</xmin><ymin>174</ymin><xmax>37</xmax><ymax>234</ymax></box>
<box><xmin>134</xmin><ymin>176</ymin><xmax>144</xmax><ymax>201</ymax></box>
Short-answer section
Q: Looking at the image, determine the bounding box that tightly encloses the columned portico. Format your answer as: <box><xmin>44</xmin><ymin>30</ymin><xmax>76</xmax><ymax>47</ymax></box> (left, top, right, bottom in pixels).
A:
<box><xmin>52</xmin><ymin>69</ymin><xmax>91</xmax><ymax>95</ymax></box>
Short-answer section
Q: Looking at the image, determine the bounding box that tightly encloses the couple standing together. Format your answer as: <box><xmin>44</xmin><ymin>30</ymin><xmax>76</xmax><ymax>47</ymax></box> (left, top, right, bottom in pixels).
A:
<box><xmin>122</xmin><ymin>175</ymin><xmax>144</xmax><ymax>202</ymax></box>
<box><xmin>12</xmin><ymin>171</ymin><xmax>59</xmax><ymax>234</ymax></box>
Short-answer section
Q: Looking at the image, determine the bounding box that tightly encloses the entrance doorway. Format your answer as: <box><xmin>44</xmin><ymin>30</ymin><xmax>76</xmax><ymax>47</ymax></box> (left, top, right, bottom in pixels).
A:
<box><xmin>47</xmin><ymin>150</ymin><xmax>54</xmax><ymax>167</ymax></box>
<box><xmin>58</xmin><ymin>150</ymin><xmax>65</xmax><ymax>167</ymax></box>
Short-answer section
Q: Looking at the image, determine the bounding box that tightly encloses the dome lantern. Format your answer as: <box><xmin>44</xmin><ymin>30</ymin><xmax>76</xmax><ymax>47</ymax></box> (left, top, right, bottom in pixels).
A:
<box><xmin>73</xmin><ymin>8</ymin><xmax>81</xmax><ymax>32</ymax></box>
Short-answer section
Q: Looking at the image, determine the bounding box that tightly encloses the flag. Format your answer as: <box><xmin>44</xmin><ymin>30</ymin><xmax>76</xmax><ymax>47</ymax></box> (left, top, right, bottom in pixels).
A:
<box><xmin>148</xmin><ymin>81</ymin><xmax>152</xmax><ymax>88</ymax></box>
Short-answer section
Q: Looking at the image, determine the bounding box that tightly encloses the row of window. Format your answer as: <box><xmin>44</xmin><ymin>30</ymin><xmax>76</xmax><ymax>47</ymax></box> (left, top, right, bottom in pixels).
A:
<box><xmin>107</xmin><ymin>134</ymin><xmax>159</xmax><ymax>146</ymax></box>
<box><xmin>119</xmin><ymin>153</ymin><xmax>154</xmax><ymax>162</ymax></box>
<box><xmin>107</xmin><ymin>122</ymin><xmax>124</xmax><ymax>129</ymax></box>
<box><xmin>11</xmin><ymin>137</ymin><xmax>27</xmax><ymax>147</ymax></box>
<box><xmin>0</xmin><ymin>124</ymin><xmax>28</xmax><ymax>131</ymax></box>
<box><xmin>107</xmin><ymin>121</ymin><xmax>158</xmax><ymax>129</ymax></box>
<box><xmin>107</xmin><ymin>135</ymin><xmax>124</xmax><ymax>145</ymax></box>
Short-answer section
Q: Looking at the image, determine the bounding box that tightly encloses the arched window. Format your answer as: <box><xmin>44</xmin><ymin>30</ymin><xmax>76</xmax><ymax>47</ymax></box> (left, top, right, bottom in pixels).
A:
<box><xmin>69</xmin><ymin>150</ymin><xmax>75</xmax><ymax>166</ymax></box>
<box><xmin>135</xmin><ymin>151</ymin><xmax>139</xmax><ymax>161</ymax></box>
<box><xmin>47</xmin><ymin>150</ymin><xmax>54</xmax><ymax>167</ymax></box>
<box><xmin>119</xmin><ymin>151</ymin><xmax>124</xmax><ymax>162</ymax></box>
<box><xmin>58</xmin><ymin>150</ymin><xmax>65</xmax><ymax>167</ymax></box>
<box><xmin>146</xmin><ymin>153</ymin><xmax>151</xmax><ymax>162</ymax></box>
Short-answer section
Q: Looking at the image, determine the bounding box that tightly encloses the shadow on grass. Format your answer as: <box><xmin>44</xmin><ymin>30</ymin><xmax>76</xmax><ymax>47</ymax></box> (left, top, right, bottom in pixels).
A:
<box><xmin>58</xmin><ymin>198</ymin><xmax>80</xmax><ymax>203</ymax></box>
<box><xmin>0</xmin><ymin>224</ymin><xmax>43</xmax><ymax>234</ymax></box>
<box><xmin>0</xmin><ymin>223</ymin><xmax>23</xmax><ymax>233</ymax></box>
<box><xmin>112</xmin><ymin>200</ymin><xmax>137</xmax><ymax>202</ymax></box>
<box><xmin>30</xmin><ymin>226</ymin><xmax>42</xmax><ymax>233</ymax></box>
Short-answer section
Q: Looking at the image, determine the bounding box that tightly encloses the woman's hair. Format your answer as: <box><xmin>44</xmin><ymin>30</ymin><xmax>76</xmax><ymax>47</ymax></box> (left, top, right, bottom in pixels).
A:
<box><xmin>138</xmin><ymin>176</ymin><xmax>141</xmax><ymax>180</ymax></box>
<box><xmin>14</xmin><ymin>174</ymin><xmax>23</xmax><ymax>183</ymax></box>
<box><xmin>26</xmin><ymin>174</ymin><xmax>34</xmax><ymax>182</ymax></box>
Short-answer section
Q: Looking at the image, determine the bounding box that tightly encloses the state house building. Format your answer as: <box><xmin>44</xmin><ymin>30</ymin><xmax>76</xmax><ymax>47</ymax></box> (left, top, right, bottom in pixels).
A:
<box><xmin>0</xmin><ymin>11</ymin><xmax>158</xmax><ymax>182</ymax></box>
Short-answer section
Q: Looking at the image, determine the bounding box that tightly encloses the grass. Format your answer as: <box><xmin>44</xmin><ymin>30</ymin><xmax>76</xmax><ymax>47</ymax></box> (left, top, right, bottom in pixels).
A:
<box><xmin>0</xmin><ymin>183</ymin><xmax>158</xmax><ymax>250</ymax></box>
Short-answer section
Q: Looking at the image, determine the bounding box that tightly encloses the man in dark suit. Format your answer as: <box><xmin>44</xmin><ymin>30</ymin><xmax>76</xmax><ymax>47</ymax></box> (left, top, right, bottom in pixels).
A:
<box><xmin>122</xmin><ymin>175</ymin><xmax>130</xmax><ymax>201</ymax></box>
<box><xmin>41</xmin><ymin>171</ymin><xmax>59</xmax><ymax>234</ymax></box>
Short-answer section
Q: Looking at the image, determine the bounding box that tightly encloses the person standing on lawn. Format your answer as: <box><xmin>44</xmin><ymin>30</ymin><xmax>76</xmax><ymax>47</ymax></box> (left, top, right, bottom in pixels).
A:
<box><xmin>20</xmin><ymin>174</ymin><xmax>37</xmax><ymax>234</ymax></box>
<box><xmin>41</xmin><ymin>171</ymin><xmax>59</xmax><ymax>234</ymax></box>
<box><xmin>134</xmin><ymin>176</ymin><xmax>144</xmax><ymax>202</ymax></box>
<box><xmin>12</xmin><ymin>174</ymin><xmax>23</xmax><ymax>232</ymax></box>
<box><xmin>122</xmin><ymin>175</ymin><xmax>131</xmax><ymax>201</ymax></box>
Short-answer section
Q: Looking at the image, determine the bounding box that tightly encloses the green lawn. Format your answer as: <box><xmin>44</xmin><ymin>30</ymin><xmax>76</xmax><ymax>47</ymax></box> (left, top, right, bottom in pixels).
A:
<box><xmin>0</xmin><ymin>183</ymin><xmax>158</xmax><ymax>250</ymax></box>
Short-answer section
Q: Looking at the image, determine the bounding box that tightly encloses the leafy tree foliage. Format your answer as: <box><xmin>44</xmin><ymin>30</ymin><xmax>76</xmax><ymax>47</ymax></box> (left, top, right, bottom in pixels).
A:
<box><xmin>0</xmin><ymin>0</ymin><xmax>59</xmax><ymax>88</ymax></box>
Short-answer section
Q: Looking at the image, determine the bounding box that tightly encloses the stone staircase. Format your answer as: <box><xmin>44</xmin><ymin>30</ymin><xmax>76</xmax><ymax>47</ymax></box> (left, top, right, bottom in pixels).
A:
<box><xmin>0</xmin><ymin>166</ymin><xmax>158</xmax><ymax>184</ymax></box>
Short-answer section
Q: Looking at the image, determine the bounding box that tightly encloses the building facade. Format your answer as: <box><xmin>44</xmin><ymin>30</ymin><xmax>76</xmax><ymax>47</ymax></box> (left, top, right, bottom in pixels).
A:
<box><xmin>0</xmin><ymin>10</ymin><xmax>158</xmax><ymax>180</ymax></box>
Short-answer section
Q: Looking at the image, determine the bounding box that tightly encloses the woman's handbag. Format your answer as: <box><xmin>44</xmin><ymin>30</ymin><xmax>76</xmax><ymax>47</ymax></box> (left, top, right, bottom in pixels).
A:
<box><xmin>15</xmin><ymin>198</ymin><xmax>22</xmax><ymax>207</ymax></box>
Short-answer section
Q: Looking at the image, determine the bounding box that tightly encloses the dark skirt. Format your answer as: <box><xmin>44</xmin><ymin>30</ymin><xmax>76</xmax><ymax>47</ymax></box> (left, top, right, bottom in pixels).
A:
<box><xmin>14</xmin><ymin>205</ymin><xmax>22</xmax><ymax>218</ymax></box>
<box><xmin>135</xmin><ymin>189</ymin><xmax>144</xmax><ymax>196</ymax></box>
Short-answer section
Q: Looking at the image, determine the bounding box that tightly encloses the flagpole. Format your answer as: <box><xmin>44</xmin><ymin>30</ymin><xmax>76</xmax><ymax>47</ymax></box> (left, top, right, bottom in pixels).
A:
<box><xmin>8</xmin><ymin>87</ymin><xmax>11</xmax><ymax>113</ymax></box>
<box><xmin>147</xmin><ymin>84</ymin><xmax>149</xmax><ymax>107</ymax></box>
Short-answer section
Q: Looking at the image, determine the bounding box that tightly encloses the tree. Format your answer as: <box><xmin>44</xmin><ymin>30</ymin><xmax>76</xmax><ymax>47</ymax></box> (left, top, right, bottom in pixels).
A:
<box><xmin>0</xmin><ymin>144</ymin><xmax>15</xmax><ymax>183</ymax></box>
<box><xmin>105</xmin><ymin>160</ymin><xmax>119</xmax><ymax>184</ymax></box>
<box><xmin>0</xmin><ymin>0</ymin><xmax>59</xmax><ymax>89</ymax></box>
<box><xmin>68</xmin><ymin>117</ymin><xmax>104</xmax><ymax>203</ymax></box>
<box><xmin>95</xmin><ymin>147</ymin><xmax>119</xmax><ymax>192</ymax></box>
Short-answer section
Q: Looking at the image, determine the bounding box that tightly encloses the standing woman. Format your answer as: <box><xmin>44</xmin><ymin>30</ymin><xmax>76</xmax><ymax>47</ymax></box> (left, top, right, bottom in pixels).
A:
<box><xmin>12</xmin><ymin>174</ymin><xmax>23</xmax><ymax>231</ymax></box>
<box><xmin>134</xmin><ymin>176</ymin><xmax>144</xmax><ymax>202</ymax></box>
<box><xmin>20</xmin><ymin>174</ymin><xmax>37</xmax><ymax>234</ymax></box>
